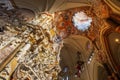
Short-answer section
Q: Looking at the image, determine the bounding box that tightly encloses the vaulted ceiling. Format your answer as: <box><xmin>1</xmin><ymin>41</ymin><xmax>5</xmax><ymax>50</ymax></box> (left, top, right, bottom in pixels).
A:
<box><xmin>13</xmin><ymin>0</ymin><xmax>91</xmax><ymax>14</ymax></box>
<box><xmin>12</xmin><ymin>0</ymin><xmax>120</xmax><ymax>16</ymax></box>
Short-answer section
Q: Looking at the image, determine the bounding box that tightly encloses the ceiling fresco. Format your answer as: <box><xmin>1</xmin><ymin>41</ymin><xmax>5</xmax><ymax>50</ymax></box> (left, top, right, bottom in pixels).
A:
<box><xmin>0</xmin><ymin>0</ymin><xmax>120</xmax><ymax>80</ymax></box>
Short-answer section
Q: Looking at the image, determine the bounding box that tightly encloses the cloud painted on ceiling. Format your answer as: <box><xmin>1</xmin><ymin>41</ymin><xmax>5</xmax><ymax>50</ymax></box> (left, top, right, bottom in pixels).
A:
<box><xmin>72</xmin><ymin>11</ymin><xmax>92</xmax><ymax>31</ymax></box>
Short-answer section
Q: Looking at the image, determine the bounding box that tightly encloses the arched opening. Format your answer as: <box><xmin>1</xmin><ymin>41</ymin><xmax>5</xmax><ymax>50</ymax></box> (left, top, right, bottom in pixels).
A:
<box><xmin>101</xmin><ymin>26</ymin><xmax>120</xmax><ymax>76</ymax></box>
<box><xmin>58</xmin><ymin>35</ymin><xmax>108</xmax><ymax>80</ymax></box>
<box><xmin>60</xmin><ymin>35</ymin><xmax>93</xmax><ymax>80</ymax></box>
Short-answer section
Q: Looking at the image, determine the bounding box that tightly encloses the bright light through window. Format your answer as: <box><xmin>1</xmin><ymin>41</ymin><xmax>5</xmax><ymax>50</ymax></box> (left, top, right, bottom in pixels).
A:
<box><xmin>72</xmin><ymin>11</ymin><xmax>92</xmax><ymax>31</ymax></box>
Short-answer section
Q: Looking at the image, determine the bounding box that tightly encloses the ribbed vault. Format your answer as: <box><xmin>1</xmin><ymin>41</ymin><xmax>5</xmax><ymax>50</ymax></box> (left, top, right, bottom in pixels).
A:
<box><xmin>13</xmin><ymin>0</ymin><xmax>91</xmax><ymax>14</ymax></box>
<box><xmin>59</xmin><ymin>35</ymin><xmax>94</xmax><ymax>79</ymax></box>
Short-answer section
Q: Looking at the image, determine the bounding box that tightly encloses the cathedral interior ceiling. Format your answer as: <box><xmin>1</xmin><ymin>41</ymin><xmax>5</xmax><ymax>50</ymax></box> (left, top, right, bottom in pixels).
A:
<box><xmin>0</xmin><ymin>0</ymin><xmax>120</xmax><ymax>80</ymax></box>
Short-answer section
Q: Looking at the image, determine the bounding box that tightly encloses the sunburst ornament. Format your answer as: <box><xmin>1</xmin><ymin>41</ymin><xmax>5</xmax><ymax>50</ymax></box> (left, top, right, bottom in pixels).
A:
<box><xmin>72</xmin><ymin>11</ymin><xmax>92</xmax><ymax>31</ymax></box>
